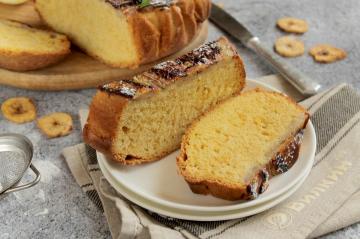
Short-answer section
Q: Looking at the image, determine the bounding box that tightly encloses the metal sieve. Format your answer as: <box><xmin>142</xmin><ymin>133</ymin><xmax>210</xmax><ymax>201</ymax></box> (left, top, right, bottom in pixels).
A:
<box><xmin>0</xmin><ymin>134</ymin><xmax>40</xmax><ymax>198</ymax></box>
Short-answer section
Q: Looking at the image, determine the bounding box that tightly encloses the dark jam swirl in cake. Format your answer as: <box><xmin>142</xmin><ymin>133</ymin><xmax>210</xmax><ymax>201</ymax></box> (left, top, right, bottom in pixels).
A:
<box><xmin>105</xmin><ymin>0</ymin><xmax>173</xmax><ymax>9</ymax></box>
<box><xmin>150</xmin><ymin>41</ymin><xmax>221</xmax><ymax>80</ymax></box>
<box><xmin>99</xmin><ymin>40</ymin><xmax>222</xmax><ymax>98</ymax></box>
<box><xmin>106</xmin><ymin>0</ymin><xmax>145</xmax><ymax>8</ymax></box>
<box><xmin>99</xmin><ymin>80</ymin><xmax>155</xmax><ymax>99</ymax></box>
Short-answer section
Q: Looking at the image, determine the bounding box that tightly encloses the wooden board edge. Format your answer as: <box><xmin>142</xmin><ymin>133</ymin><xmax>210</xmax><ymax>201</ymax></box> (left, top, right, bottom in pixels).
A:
<box><xmin>0</xmin><ymin>21</ymin><xmax>209</xmax><ymax>91</ymax></box>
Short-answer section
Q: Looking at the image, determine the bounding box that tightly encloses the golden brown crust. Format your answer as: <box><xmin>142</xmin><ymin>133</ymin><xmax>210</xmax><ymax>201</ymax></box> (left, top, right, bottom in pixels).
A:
<box><xmin>112</xmin><ymin>147</ymin><xmax>177</xmax><ymax>165</ymax></box>
<box><xmin>177</xmin><ymin>0</ymin><xmax>198</xmax><ymax>41</ymax></box>
<box><xmin>83</xmin><ymin>91</ymin><xmax>129</xmax><ymax>156</ymax></box>
<box><xmin>128</xmin><ymin>11</ymin><xmax>160</xmax><ymax>67</ymax></box>
<box><xmin>177</xmin><ymin>90</ymin><xmax>310</xmax><ymax>201</ymax></box>
<box><xmin>0</xmin><ymin>49</ymin><xmax>70</xmax><ymax>71</ymax></box>
<box><xmin>128</xmin><ymin>0</ymin><xmax>210</xmax><ymax>67</ymax></box>
<box><xmin>194</xmin><ymin>0</ymin><xmax>211</xmax><ymax>22</ymax></box>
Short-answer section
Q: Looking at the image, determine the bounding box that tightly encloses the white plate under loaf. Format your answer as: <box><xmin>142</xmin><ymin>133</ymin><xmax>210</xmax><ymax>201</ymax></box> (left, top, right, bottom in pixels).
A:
<box><xmin>97</xmin><ymin>80</ymin><xmax>316</xmax><ymax>216</ymax></box>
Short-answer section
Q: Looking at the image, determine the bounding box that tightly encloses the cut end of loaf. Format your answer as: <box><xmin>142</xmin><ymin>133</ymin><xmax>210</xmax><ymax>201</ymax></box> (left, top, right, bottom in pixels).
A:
<box><xmin>177</xmin><ymin>89</ymin><xmax>309</xmax><ymax>201</ymax></box>
<box><xmin>83</xmin><ymin>37</ymin><xmax>246</xmax><ymax>165</ymax></box>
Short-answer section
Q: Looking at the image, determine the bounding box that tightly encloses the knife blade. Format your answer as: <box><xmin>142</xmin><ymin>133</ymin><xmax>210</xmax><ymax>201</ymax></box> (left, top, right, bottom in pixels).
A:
<box><xmin>210</xmin><ymin>4</ymin><xmax>321</xmax><ymax>96</ymax></box>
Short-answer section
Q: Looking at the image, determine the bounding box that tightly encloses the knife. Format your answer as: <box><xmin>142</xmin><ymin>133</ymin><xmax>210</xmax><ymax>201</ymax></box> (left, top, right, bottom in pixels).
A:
<box><xmin>210</xmin><ymin>4</ymin><xmax>321</xmax><ymax>96</ymax></box>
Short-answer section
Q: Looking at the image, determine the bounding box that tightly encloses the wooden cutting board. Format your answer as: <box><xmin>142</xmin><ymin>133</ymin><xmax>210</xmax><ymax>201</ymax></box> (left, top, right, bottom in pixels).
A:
<box><xmin>0</xmin><ymin>2</ymin><xmax>208</xmax><ymax>91</ymax></box>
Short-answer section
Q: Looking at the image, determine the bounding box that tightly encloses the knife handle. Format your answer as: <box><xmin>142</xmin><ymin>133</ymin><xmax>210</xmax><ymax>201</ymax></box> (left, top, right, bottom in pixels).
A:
<box><xmin>247</xmin><ymin>37</ymin><xmax>321</xmax><ymax>96</ymax></box>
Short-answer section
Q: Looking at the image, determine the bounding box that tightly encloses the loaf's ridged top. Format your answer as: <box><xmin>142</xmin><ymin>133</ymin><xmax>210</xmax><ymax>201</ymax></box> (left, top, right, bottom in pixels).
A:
<box><xmin>99</xmin><ymin>39</ymin><xmax>225</xmax><ymax>99</ymax></box>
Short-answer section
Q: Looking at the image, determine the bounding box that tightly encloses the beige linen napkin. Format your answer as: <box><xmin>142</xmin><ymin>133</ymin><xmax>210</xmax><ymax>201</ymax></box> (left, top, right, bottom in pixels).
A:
<box><xmin>63</xmin><ymin>75</ymin><xmax>360</xmax><ymax>239</ymax></box>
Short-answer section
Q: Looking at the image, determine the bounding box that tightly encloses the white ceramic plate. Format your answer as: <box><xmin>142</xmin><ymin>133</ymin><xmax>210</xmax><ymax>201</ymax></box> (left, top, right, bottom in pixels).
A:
<box><xmin>97</xmin><ymin>80</ymin><xmax>316</xmax><ymax>212</ymax></box>
<box><xmin>99</xmin><ymin>155</ymin><xmax>311</xmax><ymax>221</ymax></box>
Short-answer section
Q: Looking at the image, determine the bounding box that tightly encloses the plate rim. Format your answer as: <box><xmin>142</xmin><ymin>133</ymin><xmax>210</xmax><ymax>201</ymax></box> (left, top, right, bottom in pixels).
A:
<box><xmin>99</xmin><ymin>156</ymin><xmax>311</xmax><ymax>221</ymax></box>
<box><xmin>98</xmin><ymin>121</ymin><xmax>315</xmax><ymax>211</ymax></box>
<box><xmin>98</xmin><ymin>79</ymin><xmax>316</xmax><ymax>212</ymax></box>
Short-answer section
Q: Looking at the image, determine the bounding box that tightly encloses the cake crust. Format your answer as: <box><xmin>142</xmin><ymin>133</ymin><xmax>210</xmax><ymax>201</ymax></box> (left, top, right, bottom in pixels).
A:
<box><xmin>0</xmin><ymin>49</ymin><xmax>70</xmax><ymax>71</ymax></box>
<box><xmin>177</xmin><ymin>90</ymin><xmax>310</xmax><ymax>201</ymax></box>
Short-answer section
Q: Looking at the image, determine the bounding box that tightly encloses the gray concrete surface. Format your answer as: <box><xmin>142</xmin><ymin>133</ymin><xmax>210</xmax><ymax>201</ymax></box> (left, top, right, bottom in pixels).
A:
<box><xmin>0</xmin><ymin>0</ymin><xmax>359</xmax><ymax>238</ymax></box>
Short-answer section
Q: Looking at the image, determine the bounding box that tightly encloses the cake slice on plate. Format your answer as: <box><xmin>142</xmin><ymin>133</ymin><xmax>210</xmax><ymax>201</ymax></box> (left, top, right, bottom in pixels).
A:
<box><xmin>83</xmin><ymin>37</ymin><xmax>246</xmax><ymax>165</ymax></box>
<box><xmin>177</xmin><ymin>89</ymin><xmax>309</xmax><ymax>201</ymax></box>
<box><xmin>35</xmin><ymin>0</ymin><xmax>211</xmax><ymax>68</ymax></box>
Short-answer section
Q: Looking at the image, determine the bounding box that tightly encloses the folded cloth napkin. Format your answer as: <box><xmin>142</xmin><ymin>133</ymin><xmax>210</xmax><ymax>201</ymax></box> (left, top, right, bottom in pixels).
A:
<box><xmin>63</xmin><ymin>75</ymin><xmax>360</xmax><ymax>239</ymax></box>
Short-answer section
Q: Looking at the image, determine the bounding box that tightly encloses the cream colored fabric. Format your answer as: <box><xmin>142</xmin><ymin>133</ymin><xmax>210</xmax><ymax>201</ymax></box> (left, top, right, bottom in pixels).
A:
<box><xmin>63</xmin><ymin>75</ymin><xmax>360</xmax><ymax>239</ymax></box>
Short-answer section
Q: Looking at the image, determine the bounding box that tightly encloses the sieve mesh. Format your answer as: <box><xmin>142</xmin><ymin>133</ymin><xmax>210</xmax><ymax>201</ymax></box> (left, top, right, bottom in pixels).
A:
<box><xmin>0</xmin><ymin>150</ymin><xmax>29</xmax><ymax>194</ymax></box>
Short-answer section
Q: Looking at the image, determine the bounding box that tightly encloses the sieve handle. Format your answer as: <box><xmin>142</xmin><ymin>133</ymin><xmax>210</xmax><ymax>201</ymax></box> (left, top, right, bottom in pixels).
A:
<box><xmin>3</xmin><ymin>164</ymin><xmax>41</xmax><ymax>194</ymax></box>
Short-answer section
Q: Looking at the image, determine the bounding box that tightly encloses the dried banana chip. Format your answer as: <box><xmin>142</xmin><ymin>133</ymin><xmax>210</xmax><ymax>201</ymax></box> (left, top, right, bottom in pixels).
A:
<box><xmin>309</xmin><ymin>44</ymin><xmax>347</xmax><ymax>63</ymax></box>
<box><xmin>277</xmin><ymin>17</ymin><xmax>308</xmax><ymax>34</ymax></box>
<box><xmin>274</xmin><ymin>36</ymin><xmax>305</xmax><ymax>57</ymax></box>
<box><xmin>1</xmin><ymin>97</ymin><xmax>36</xmax><ymax>123</ymax></box>
<box><xmin>37</xmin><ymin>112</ymin><xmax>73</xmax><ymax>138</ymax></box>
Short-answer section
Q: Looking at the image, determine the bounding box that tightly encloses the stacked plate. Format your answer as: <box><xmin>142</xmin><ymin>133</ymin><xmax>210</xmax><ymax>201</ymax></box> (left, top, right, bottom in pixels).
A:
<box><xmin>97</xmin><ymin>80</ymin><xmax>317</xmax><ymax>221</ymax></box>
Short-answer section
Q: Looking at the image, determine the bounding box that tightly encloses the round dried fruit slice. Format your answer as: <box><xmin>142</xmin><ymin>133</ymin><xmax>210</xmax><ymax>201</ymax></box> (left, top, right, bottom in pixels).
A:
<box><xmin>274</xmin><ymin>36</ymin><xmax>305</xmax><ymax>57</ymax></box>
<box><xmin>277</xmin><ymin>17</ymin><xmax>308</xmax><ymax>34</ymax></box>
<box><xmin>37</xmin><ymin>112</ymin><xmax>73</xmax><ymax>138</ymax></box>
<box><xmin>1</xmin><ymin>97</ymin><xmax>36</xmax><ymax>123</ymax></box>
<box><xmin>309</xmin><ymin>44</ymin><xmax>347</xmax><ymax>63</ymax></box>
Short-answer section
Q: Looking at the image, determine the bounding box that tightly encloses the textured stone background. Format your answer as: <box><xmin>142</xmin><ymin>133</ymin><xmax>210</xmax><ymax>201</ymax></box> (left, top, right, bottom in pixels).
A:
<box><xmin>210</xmin><ymin>0</ymin><xmax>360</xmax><ymax>90</ymax></box>
<box><xmin>0</xmin><ymin>0</ymin><xmax>359</xmax><ymax>238</ymax></box>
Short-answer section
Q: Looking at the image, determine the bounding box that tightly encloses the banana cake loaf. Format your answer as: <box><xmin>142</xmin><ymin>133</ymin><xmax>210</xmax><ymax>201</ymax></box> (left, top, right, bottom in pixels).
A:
<box><xmin>35</xmin><ymin>0</ymin><xmax>211</xmax><ymax>68</ymax></box>
<box><xmin>83</xmin><ymin>37</ymin><xmax>246</xmax><ymax>165</ymax></box>
<box><xmin>177</xmin><ymin>89</ymin><xmax>309</xmax><ymax>201</ymax></box>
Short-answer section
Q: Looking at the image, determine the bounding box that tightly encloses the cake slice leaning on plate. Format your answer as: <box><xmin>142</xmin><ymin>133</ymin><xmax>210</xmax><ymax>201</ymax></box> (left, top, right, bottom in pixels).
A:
<box><xmin>177</xmin><ymin>89</ymin><xmax>310</xmax><ymax>201</ymax></box>
<box><xmin>83</xmin><ymin>37</ymin><xmax>246</xmax><ymax>165</ymax></box>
